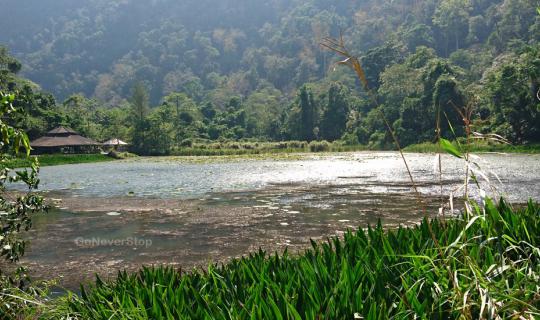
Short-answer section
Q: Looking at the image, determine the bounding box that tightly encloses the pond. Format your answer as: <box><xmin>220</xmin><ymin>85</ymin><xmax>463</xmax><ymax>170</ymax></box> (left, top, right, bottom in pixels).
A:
<box><xmin>31</xmin><ymin>152</ymin><xmax>540</xmax><ymax>200</ymax></box>
<box><xmin>16</xmin><ymin>152</ymin><xmax>540</xmax><ymax>291</ymax></box>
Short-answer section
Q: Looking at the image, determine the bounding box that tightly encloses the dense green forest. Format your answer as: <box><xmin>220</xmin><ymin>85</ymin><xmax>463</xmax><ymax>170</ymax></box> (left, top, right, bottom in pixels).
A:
<box><xmin>1</xmin><ymin>0</ymin><xmax>539</xmax><ymax>154</ymax></box>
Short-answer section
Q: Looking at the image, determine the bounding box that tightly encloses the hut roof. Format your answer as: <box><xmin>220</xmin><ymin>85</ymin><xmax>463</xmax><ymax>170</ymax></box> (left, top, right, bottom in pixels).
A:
<box><xmin>31</xmin><ymin>127</ymin><xmax>101</xmax><ymax>148</ymax></box>
<box><xmin>46</xmin><ymin>126</ymin><xmax>77</xmax><ymax>135</ymax></box>
<box><xmin>102</xmin><ymin>138</ymin><xmax>129</xmax><ymax>146</ymax></box>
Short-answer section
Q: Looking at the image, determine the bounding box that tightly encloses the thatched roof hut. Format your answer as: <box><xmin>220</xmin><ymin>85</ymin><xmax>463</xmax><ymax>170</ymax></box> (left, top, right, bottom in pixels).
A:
<box><xmin>31</xmin><ymin>126</ymin><xmax>101</xmax><ymax>154</ymax></box>
<box><xmin>102</xmin><ymin>138</ymin><xmax>129</xmax><ymax>152</ymax></box>
<box><xmin>102</xmin><ymin>138</ymin><xmax>128</xmax><ymax>146</ymax></box>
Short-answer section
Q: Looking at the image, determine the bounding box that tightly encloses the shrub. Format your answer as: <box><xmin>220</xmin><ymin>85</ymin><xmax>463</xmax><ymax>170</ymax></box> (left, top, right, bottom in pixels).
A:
<box><xmin>285</xmin><ymin>140</ymin><xmax>307</xmax><ymax>149</ymax></box>
<box><xmin>180</xmin><ymin>139</ymin><xmax>193</xmax><ymax>147</ymax></box>
<box><xmin>308</xmin><ymin>140</ymin><xmax>330</xmax><ymax>152</ymax></box>
<box><xmin>242</xmin><ymin>143</ymin><xmax>255</xmax><ymax>149</ymax></box>
<box><xmin>228</xmin><ymin>143</ymin><xmax>241</xmax><ymax>149</ymax></box>
<box><xmin>341</xmin><ymin>132</ymin><xmax>360</xmax><ymax>146</ymax></box>
<box><xmin>275</xmin><ymin>142</ymin><xmax>288</xmax><ymax>149</ymax></box>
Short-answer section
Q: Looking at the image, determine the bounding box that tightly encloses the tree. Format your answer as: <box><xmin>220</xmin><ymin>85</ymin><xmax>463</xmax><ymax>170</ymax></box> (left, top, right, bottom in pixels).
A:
<box><xmin>131</xmin><ymin>82</ymin><xmax>149</xmax><ymax>124</ymax></box>
<box><xmin>0</xmin><ymin>47</ymin><xmax>22</xmax><ymax>91</ymax></box>
<box><xmin>0</xmin><ymin>91</ymin><xmax>46</xmax><ymax>316</ymax></box>
<box><xmin>320</xmin><ymin>84</ymin><xmax>349</xmax><ymax>141</ymax></box>
<box><xmin>101</xmin><ymin>105</ymin><xmax>131</xmax><ymax>143</ymax></box>
<box><xmin>432</xmin><ymin>74</ymin><xmax>466</xmax><ymax>139</ymax></box>
<box><xmin>433</xmin><ymin>0</ymin><xmax>472</xmax><ymax>54</ymax></box>
<box><xmin>486</xmin><ymin>0</ymin><xmax>539</xmax><ymax>53</ymax></box>
<box><xmin>13</xmin><ymin>86</ymin><xmax>59</xmax><ymax>139</ymax></box>
<box><xmin>143</xmin><ymin>111</ymin><xmax>174</xmax><ymax>155</ymax></box>
<box><xmin>201</xmin><ymin>102</ymin><xmax>217</xmax><ymax>123</ymax></box>
<box><xmin>376</xmin><ymin>47</ymin><xmax>466</xmax><ymax>146</ymax></box>
<box><xmin>485</xmin><ymin>47</ymin><xmax>540</xmax><ymax>143</ymax></box>
<box><xmin>361</xmin><ymin>42</ymin><xmax>403</xmax><ymax>89</ymax></box>
<box><xmin>1</xmin><ymin>48</ymin><xmax>59</xmax><ymax>140</ymax></box>
<box><xmin>398</xmin><ymin>24</ymin><xmax>435</xmax><ymax>52</ymax></box>
<box><xmin>282</xmin><ymin>85</ymin><xmax>319</xmax><ymax>141</ymax></box>
<box><xmin>130</xmin><ymin>82</ymin><xmax>150</xmax><ymax>154</ymax></box>
<box><xmin>1</xmin><ymin>0</ymin><xmax>538</xmax><ymax>148</ymax></box>
<box><xmin>243</xmin><ymin>85</ymin><xmax>283</xmax><ymax>138</ymax></box>
<box><xmin>298</xmin><ymin>86</ymin><xmax>317</xmax><ymax>141</ymax></box>
<box><xmin>162</xmin><ymin>92</ymin><xmax>201</xmax><ymax>144</ymax></box>
<box><xmin>62</xmin><ymin>94</ymin><xmax>96</xmax><ymax>138</ymax></box>
<box><xmin>394</xmin><ymin>97</ymin><xmax>426</xmax><ymax>146</ymax></box>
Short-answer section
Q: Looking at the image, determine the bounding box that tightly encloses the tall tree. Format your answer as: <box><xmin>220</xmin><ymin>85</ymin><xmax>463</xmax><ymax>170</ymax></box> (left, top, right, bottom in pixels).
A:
<box><xmin>299</xmin><ymin>85</ymin><xmax>317</xmax><ymax>142</ymax></box>
<box><xmin>433</xmin><ymin>0</ymin><xmax>472</xmax><ymax>54</ymax></box>
<box><xmin>130</xmin><ymin>82</ymin><xmax>150</xmax><ymax>154</ymax></box>
<box><xmin>131</xmin><ymin>81</ymin><xmax>149</xmax><ymax>124</ymax></box>
<box><xmin>320</xmin><ymin>84</ymin><xmax>349</xmax><ymax>141</ymax></box>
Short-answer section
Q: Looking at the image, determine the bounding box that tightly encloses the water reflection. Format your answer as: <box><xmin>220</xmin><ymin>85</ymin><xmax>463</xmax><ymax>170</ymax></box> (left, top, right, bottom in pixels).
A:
<box><xmin>28</xmin><ymin>152</ymin><xmax>540</xmax><ymax>202</ymax></box>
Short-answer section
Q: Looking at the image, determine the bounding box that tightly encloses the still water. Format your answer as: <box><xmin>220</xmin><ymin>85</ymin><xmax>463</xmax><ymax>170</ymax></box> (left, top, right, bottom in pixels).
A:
<box><xmin>17</xmin><ymin>152</ymin><xmax>540</xmax><ymax>290</ymax></box>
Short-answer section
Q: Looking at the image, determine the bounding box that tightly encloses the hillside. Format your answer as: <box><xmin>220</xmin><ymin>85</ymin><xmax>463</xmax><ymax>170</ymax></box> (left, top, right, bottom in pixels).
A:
<box><xmin>2</xmin><ymin>0</ymin><xmax>536</xmax><ymax>103</ymax></box>
<box><xmin>1</xmin><ymin>0</ymin><xmax>539</xmax><ymax>151</ymax></box>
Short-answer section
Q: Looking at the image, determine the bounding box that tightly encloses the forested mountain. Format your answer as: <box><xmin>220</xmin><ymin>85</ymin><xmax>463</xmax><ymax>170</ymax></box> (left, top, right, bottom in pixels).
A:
<box><xmin>1</xmin><ymin>0</ymin><xmax>539</xmax><ymax>153</ymax></box>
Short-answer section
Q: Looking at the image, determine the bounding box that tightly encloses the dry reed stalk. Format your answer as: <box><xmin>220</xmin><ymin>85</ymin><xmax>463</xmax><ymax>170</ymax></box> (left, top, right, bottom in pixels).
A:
<box><xmin>320</xmin><ymin>35</ymin><xmax>425</xmax><ymax>213</ymax></box>
<box><xmin>321</xmin><ymin>35</ymin><xmax>462</xmax><ymax>295</ymax></box>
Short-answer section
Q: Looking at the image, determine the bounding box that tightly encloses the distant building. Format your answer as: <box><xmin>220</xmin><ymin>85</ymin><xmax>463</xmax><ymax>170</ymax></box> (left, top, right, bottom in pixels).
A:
<box><xmin>30</xmin><ymin>127</ymin><xmax>101</xmax><ymax>154</ymax></box>
<box><xmin>102</xmin><ymin>138</ymin><xmax>129</xmax><ymax>152</ymax></box>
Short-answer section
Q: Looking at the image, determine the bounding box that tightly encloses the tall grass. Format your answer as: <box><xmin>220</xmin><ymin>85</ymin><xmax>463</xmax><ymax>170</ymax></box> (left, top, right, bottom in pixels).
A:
<box><xmin>37</xmin><ymin>200</ymin><xmax>539</xmax><ymax>319</ymax></box>
<box><xmin>404</xmin><ymin>141</ymin><xmax>540</xmax><ymax>153</ymax></box>
<box><xmin>170</xmin><ymin>140</ymin><xmax>366</xmax><ymax>156</ymax></box>
<box><xmin>5</xmin><ymin>154</ymin><xmax>115</xmax><ymax>168</ymax></box>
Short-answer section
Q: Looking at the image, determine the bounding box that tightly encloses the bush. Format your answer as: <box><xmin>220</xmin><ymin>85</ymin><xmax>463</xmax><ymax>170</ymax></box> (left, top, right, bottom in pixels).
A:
<box><xmin>107</xmin><ymin>150</ymin><xmax>124</xmax><ymax>159</ymax></box>
<box><xmin>108</xmin><ymin>151</ymin><xmax>137</xmax><ymax>159</ymax></box>
<box><xmin>276</xmin><ymin>141</ymin><xmax>288</xmax><ymax>149</ymax></box>
<box><xmin>180</xmin><ymin>139</ymin><xmax>193</xmax><ymax>147</ymax></box>
<box><xmin>308</xmin><ymin>140</ymin><xmax>330</xmax><ymax>152</ymax></box>
<box><xmin>242</xmin><ymin>143</ymin><xmax>256</xmax><ymax>149</ymax></box>
<box><xmin>341</xmin><ymin>132</ymin><xmax>360</xmax><ymax>146</ymax></box>
<box><xmin>228</xmin><ymin>143</ymin><xmax>241</xmax><ymax>149</ymax></box>
<box><xmin>286</xmin><ymin>140</ymin><xmax>307</xmax><ymax>149</ymax></box>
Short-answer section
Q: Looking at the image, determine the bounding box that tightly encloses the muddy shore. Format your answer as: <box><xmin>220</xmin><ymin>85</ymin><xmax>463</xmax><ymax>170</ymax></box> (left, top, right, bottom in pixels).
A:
<box><xmin>18</xmin><ymin>185</ymin><xmax>444</xmax><ymax>292</ymax></box>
